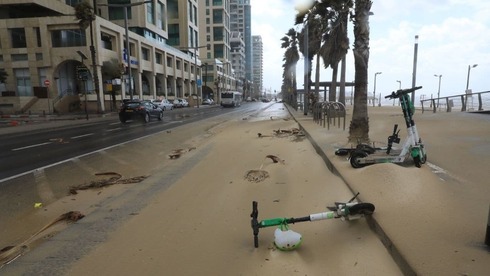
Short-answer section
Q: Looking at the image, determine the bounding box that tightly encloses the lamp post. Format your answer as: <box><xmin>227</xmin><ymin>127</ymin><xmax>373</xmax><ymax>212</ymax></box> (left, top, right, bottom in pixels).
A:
<box><xmin>395</xmin><ymin>80</ymin><xmax>401</xmax><ymax>106</ymax></box>
<box><xmin>99</xmin><ymin>1</ymin><xmax>150</xmax><ymax>100</ymax></box>
<box><xmin>178</xmin><ymin>45</ymin><xmax>207</xmax><ymax>108</ymax></box>
<box><xmin>465</xmin><ymin>64</ymin><xmax>478</xmax><ymax>92</ymax></box>
<box><xmin>434</xmin><ymin>74</ymin><xmax>442</xmax><ymax>108</ymax></box>
<box><xmin>411</xmin><ymin>35</ymin><xmax>419</xmax><ymax>102</ymax></box>
<box><xmin>77</xmin><ymin>51</ymin><xmax>89</xmax><ymax>120</ymax></box>
<box><xmin>373</xmin><ymin>72</ymin><xmax>382</xmax><ymax>107</ymax></box>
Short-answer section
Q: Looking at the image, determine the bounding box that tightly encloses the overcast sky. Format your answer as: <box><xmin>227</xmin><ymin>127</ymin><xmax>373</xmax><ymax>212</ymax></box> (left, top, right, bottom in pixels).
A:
<box><xmin>251</xmin><ymin>0</ymin><xmax>490</xmax><ymax>102</ymax></box>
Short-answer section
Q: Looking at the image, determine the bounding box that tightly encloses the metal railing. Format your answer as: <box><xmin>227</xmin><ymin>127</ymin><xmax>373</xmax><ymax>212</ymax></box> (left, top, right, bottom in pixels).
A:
<box><xmin>312</xmin><ymin>101</ymin><xmax>346</xmax><ymax>130</ymax></box>
<box><xmin>421</xmin><ymin>90</ymin><xmax>490</xmax><ymax>113</ymax></box>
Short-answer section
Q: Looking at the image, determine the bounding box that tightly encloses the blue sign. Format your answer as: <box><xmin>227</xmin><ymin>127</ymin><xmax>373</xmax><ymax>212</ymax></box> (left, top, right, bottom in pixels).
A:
<box><xmin>197</xmin><ymin>79</ymin><xmax>202</xmax><ymax>87</ymax></box>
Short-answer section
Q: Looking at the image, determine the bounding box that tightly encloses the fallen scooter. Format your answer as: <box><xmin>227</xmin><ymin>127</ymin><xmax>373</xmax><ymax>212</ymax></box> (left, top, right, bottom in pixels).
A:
<box><xmin>336</xmin><ymin>86</ymin><xmax>427</xmax><ymax>168</ymax></box>
<box><xmin>250</xmin><ymin>193</ymin><xmax>375</xmax><ymax>250</ymax></box>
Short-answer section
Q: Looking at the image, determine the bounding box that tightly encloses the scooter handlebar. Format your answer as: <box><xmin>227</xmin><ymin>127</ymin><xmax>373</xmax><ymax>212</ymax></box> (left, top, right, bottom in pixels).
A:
<box><xmin>385</xmin><ymin>86</ymin><xmax>423</xmax><ymax>99</ymax></box>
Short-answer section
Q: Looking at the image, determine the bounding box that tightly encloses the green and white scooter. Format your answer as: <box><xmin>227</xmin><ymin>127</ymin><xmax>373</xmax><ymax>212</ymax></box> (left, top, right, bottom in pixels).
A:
<box><xmin>250</xmin><ymin>193</ymin><xmax>375</xmax><ymax>250</ymax></box>
<box><xmin>337</xmin><ymin>86</ymin><xmax>427</xmax><ymax>168</ymax></box>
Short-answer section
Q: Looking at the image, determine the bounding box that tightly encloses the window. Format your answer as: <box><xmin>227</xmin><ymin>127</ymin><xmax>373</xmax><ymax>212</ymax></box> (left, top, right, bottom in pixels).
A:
<box><xmin>213</xmin><ymin>10</ymin><xmax>223</xmax><ymax>24</ymax></box>
<box><xmin>194</xmin><ymin>6</ymin><xmax>197</xmax><ymax>24</ymax></box>
<box><xmin>34</xmin><ymin>27</ymin><xmax>42</xmax><ymax>47</ymax></box>
<box><xmin>176</xmin><ymin>60</ymin><xmax>181</xmax><ymax>70</ymax></box>
<box><xmin>166</xmin><ymin>56</ymin><xmax>173</xmax><ymax>67</ymax></box>
<box><xmin>168</xmin><ymin>0</ymin><xmax>178</xmax><ymax>19</ymax></box>
<box><xmin>213</xmin><ymin>0</ymin><xmax>223</xmax><ymax>5</ymax></box>
<box><xmin>157</xmin><ymin>2</ymin><xmax>164</xmax><ymax>29</ymax></box>
<box><xmin>10</xmin><ymin>28</ymin><xmax>27</xmax><ymax>48</ymax></box>
<box><xmin>51</xmin><ymin>29</ymin><xmax>86</xmax><ymax>47</ymax></box>
<box><xmin>11</xmin><ymin>54</ymin><xmax>28</xmax><ymax>61</ymax></box>
<box><xmin>156</xmin><ymin>52</ymin><xmax>162</xmax><ymax>64</ymax></box>
<box><xmin>101</xmin><ymin>33</ymin><xmax>113</xmax><ymax>50</ymax></box>
<box><xmin>213</xmin><ymin>27</ymin><xmax>223</xmax><ymax>41</ymax></box>
<box><xmin>108</xmin><ymin>0</ymin><xmax>131</xmax><ymax>20</ymax></box>
<box><xmin>142</xmin><ymin>47</ymin><xmax>150</xmax><ymax>61</ymax></box>
<box><xmin>189</xmin><ymin>26</ymin><xmax>194</xmax><ymax>47</ymax></box>
<box><xmin>188</xmin><ymin>0</ymin><xmax>193</xmax><ymax>23</ymax></box>
<box><xmin>15</xmin><ymin>68</ymin><xmax>31</xmax><ymax>96</ymax></box>
<box><xmin>147</xmin><ymin>2</ymin><xmax>154</xmax><ymax>24</ymax></box>
<box><xmin>214</xmin><ymin>44</ymin><xmax>224</xmax><ymax>58</ymax></box>
<box><xmin>36</xmin><ymin>53</ymin><xmax>43</xmax><ymax>61</ymax></box>
<box><xmin>168</xmin><ymin>24</ymin><xmax>180</xmax><ymax>45</ymax></box>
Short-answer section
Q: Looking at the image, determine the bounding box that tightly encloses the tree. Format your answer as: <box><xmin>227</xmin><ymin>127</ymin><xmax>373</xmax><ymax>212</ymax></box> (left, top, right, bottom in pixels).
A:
<box><xmin>74</xmin><ymin>1</ymin><xmax>102</xmax><ymax>113</ymax></box>
<box><xmin>102</xmin><ymin>59</ymin><xmax>124</xmax><ymax>111</ymax></box>
<box><xmin>348</xmin><ymin>0</ymin><xmax>372</xmax><ymax>143</ymax></box>
<box><xmin>318</xmin><ymin>2</ymin><xmax>351</xmax><ymax>102</ymax></box>
<box><xmin>280</xmin><ymin>29</ymin><xmax>300</xmax><ymax>109</ymax></box>
<box><xmin>294</xmin><ymin>0</ymin><xmax>371</xmax><ymax>143</ymax></box>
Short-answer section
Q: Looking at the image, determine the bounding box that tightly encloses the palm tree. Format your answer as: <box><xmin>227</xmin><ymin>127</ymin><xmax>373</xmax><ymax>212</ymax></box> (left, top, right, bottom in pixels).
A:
<box><xmin>349</xmin><ymin>0</ymin><xmax>372</xmax><ymax>143</ymax></box>
<box><xmin>74</xmin><ymin>1</ymin><xmax>101</xmax><ymax>113</ymax></box>
<box><xmin>296</xmin><ymin>15</ymin><xmax>323</xmax><ymax>110</ymax></box>
<box><xmin>281</xmin><ymin>29</ymin><xmax>300</xmax><ymax>109</ymax></box>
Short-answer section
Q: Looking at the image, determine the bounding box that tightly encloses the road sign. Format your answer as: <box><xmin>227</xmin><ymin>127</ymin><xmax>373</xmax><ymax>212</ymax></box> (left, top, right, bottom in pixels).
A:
<box><xmin>76</xmin><ymin>65</ymin><xmax>90</xmax><ymax>81</ymax></box>
<box><xmin>44</xmin><ymin>79</ymin><xmax>50</xmax><ymax>86</ymax></box>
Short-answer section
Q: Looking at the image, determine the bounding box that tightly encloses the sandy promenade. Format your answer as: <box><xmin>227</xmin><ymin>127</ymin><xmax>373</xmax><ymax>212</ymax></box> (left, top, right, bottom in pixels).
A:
<box><xmin>0</xmin><ymin>104</ymin><xmax>401</xmax><ymax>275</ymax></box>
<box><xmin>2</xmin><ymin>102</ymin><xmax>489</xmax><ymax>275</ymax></box>
<box><xmin>60</xmin><ymin>105</ymin><xmax>400</xmax><ymax>275</ymax></box>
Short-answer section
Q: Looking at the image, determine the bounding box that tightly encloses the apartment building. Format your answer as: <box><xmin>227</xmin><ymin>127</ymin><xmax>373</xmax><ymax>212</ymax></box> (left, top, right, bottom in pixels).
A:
<box><xmin>252</xmin><ymin>35</ymin><xmax>263</xmax><ymax>98</ymax></box>
<box><xmin>230</xmin><ymin>0</ymin><xmax>251</xmax><ymax>83</ymax></box>
<box><xmin>198</xmin><ymin>0</ymin><xmax>239</xmax><ymax>103</ymax></box>
<box><xmin>230</xmin><ymin>31</ymin><xmax>245</xmax><ymax>95</ymax></box>
<box><xmin>0</xmin><ymin>0</ymin><xmax>204</xmax><ymax>114</ymax></box>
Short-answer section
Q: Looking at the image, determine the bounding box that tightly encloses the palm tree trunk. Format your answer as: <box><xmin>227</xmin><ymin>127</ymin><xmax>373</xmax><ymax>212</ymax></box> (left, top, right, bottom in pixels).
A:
<box><xmin>329</xmin><ymin>64</ymin><xmax>338</xmax><ymax>102</ymax></box>
<box><xmin>348</xmin><ymin>0</ymin><xmax>372</xmax><ymax>143</ymax></box>
<box><xmin>315</xmin><ymin>54</ymin><xmax>320</xmax><ymax>99</ymax></box>
<box><xmin>339</xmin><ymin>55</ymin><xmax>346</xmax><ymax>105</ymax></box>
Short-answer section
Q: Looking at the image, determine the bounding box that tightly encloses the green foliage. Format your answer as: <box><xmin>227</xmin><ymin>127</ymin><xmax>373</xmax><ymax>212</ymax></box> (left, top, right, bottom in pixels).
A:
<box><xmin>102</xmin><ymin>59</ymin><xmax>124</xmax><ymax>79</ymax></box>
<box><xmin>74</xmin><ymin>1</ymin><xmax>95</xmax><ymax>30</ymax></box>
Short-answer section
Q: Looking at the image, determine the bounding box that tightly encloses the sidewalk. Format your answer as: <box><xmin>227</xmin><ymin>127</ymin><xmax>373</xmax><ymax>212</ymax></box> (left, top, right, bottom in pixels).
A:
<box><xmin>288</xmin><ymin>105</ymin><xmax>490</xmax><ymax>275</ymax></box>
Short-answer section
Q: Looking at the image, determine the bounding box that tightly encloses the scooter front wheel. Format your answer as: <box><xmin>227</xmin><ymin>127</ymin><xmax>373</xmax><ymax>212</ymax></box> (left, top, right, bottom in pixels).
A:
<box><xmin>349</xmin><ymin>203</ymin><xmax>375</xmax><ymax>215</ymax></box>
<box><xmin>350</xmin><ymin>150</ymin><xmax>368</xmax><ymax>168</ymax></box>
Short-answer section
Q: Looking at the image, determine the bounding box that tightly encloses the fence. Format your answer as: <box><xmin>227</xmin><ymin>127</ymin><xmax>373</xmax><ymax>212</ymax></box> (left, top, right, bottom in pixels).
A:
<box><xmin>420</xmin><ymin>90</ymin><xmax>490</xmax><ymax>113</ymax></box>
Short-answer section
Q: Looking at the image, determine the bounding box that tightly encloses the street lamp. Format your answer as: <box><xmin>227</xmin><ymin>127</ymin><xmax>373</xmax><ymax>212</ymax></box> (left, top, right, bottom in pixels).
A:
<box><xmin>76</xmin><ymin>50</ymin><xmax>89</xmax><ymax>120</ymax></box>
<box><xmin>411</xmin><ymin>35</ymin><xmax>419</xmax><ymax>102</ymax></box>
<box><xmin>465</xmin><ymin>64</ymin><xmax>478</xmax><ymax>92</ymax></box>
<box><xmin>434</xmin><ymin>74</ymin><xmax>442</xmax><ymax>108</ymax></box>
<box><xmin>99</xmin><ymin>1</ymin><xmax>151</xmax><ymax>100</ymax></box>
<box><xmin>373</xmin><ymin>72</ymin><xmax>382</xmax><ymax>107</ymax></box>
<box><xmin>395</xmin><ymin>80</ymin><xmax>401</xmax><ymax>106</ymax></box>
<box><xmin>178</xmin><ymin>45</ymin><xmax>207</xmax><ymax>108</ymax></box>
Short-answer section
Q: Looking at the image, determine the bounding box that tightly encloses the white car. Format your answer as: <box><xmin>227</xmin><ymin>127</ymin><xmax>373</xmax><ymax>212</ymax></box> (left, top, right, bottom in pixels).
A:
<box><xmin>152</xmin><ymin>99</ymin><xmax>174</xmax><ymax>111</ymax></box>
<box><xmin>174</xmin><ymin>98</ymin><xmax>189</xmax><ymax>108</ymax></box>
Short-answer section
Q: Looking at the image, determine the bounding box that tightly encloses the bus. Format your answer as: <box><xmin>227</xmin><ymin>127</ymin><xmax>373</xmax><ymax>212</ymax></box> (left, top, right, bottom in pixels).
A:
<box><xmin>220</xmin><ymin>91</ymin><xmax>242</xmax><ymax>107</ymax></box>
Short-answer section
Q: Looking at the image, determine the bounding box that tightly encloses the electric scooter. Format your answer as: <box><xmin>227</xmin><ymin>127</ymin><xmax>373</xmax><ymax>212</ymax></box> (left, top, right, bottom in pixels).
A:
<box><xmin>336</xmin><ymin>86</ymin><xmax>427</xmax><ymax>168</ymax></box>
<box><xmin>250</xmin><ymin>193</ymin><xmax>375</xmax><ymax>249</ymax></box>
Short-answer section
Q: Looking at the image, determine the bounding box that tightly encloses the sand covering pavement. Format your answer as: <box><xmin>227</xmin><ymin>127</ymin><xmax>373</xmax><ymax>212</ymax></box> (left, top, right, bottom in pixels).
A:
<box><xmin>56</xmin><ymin>105</ymin><xmax>400</xmax><ymax>275</ymax></box>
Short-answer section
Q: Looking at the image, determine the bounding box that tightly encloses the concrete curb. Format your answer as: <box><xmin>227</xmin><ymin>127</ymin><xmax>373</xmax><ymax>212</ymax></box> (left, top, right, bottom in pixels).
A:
<box><xmin>285</xmin><ymin>104</ymin><xmax>416</xmax><ymax>276</ymax></box>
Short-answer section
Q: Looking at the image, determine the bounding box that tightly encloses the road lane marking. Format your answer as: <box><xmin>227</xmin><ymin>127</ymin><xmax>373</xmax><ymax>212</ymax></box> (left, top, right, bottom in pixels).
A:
<box><xmin>12</xmin><ymin>142</ymin><xmax>52</xmax><ymax>151</ymax></box>
<box><xmin>71</xmin><ymin>133</ymin><xmax>95</xmax><ymax>139</ymax></box>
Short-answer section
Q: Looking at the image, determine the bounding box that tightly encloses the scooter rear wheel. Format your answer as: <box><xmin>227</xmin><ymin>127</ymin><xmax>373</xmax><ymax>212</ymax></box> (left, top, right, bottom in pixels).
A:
<box><xmin>350</xmin><ymin>150</ymin><xmax>368</xmax><ymax>168</ymax></box>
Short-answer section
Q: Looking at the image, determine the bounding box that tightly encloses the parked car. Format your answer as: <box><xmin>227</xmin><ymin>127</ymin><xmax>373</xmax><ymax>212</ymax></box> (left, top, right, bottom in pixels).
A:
<box><xmin>119</xmin><ymin>99</ymin><xmax>163</xmax><ymax>123</ymax></box>
<box><xmin>174</xmin><ymin>98</ymin><xmax>189</xmax><ymax>108</ymax></box>
<box><xmin>202</xmin><ymin>98</ymin><xmax>214</xmax><ymax>105</ymax></box>
<box><xmin>152</xmin><ymin>99</ymin><xmax>174</xmax><ymax>111</ymax></box>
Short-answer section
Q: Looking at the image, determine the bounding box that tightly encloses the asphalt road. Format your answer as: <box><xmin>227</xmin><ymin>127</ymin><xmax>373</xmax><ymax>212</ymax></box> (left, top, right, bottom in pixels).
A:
<box><xmin>0</xmin><ymin>105</ymin><xmax>240</xmax><ymax>180</ymax></box>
